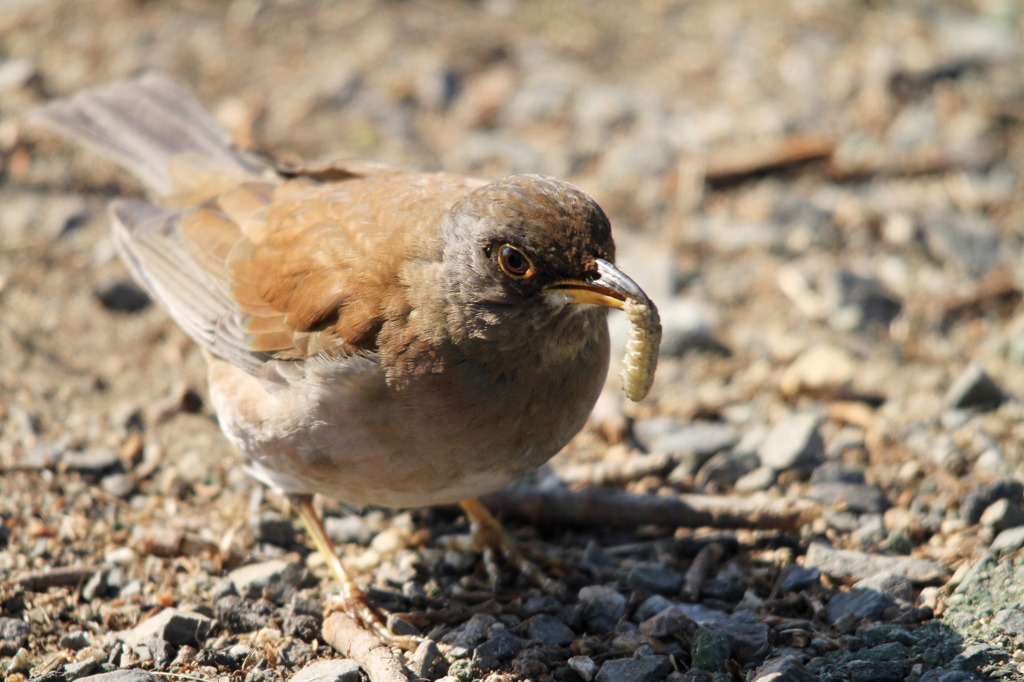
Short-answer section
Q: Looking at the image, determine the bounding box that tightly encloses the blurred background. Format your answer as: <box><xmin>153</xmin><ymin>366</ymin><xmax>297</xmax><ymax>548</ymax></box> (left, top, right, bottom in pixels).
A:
<box><xmin>2</xmin><ymin>0</ymin><xmax>1024</xmax><ymax>680</ymax></box>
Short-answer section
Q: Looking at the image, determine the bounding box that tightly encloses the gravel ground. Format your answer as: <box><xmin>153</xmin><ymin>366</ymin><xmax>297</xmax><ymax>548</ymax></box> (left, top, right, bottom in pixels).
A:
<box><xmin>2</xmin><ymin>1</ymin><xmax>1024</xmax><ymax>681</ymax></box>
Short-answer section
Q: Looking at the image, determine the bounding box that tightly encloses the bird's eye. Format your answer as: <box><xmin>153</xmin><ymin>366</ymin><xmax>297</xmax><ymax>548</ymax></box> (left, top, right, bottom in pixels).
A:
<box><xmin>495</xmin><ymin>244</ymin><xmax>536</xmax><ymax>279</ymax></box>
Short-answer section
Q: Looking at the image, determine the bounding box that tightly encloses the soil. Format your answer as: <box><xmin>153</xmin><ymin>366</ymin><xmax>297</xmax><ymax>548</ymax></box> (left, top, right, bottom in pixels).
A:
<box><xmin>2</xmin><ymin>1</ymin><xmax>1024</xmax><ymax>681</ymax></box>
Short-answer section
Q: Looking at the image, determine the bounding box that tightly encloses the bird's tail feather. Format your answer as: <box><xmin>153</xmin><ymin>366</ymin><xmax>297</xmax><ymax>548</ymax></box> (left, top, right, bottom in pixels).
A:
<box><xmin>28</xmin><ymin>72</ymin><xmax>269</xmax><ymax>199</ymax></box>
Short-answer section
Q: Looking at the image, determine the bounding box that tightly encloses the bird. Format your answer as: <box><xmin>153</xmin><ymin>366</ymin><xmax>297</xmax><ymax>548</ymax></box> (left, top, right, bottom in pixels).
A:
<box><xmin>29</xmin><ymin>73</ymin><xmax>660</xmax><ymax>646</ymax></box>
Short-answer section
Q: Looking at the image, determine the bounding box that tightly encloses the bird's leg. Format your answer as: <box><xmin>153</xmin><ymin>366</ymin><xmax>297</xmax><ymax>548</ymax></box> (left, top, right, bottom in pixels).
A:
<box><xmin>289</xmin><ymin>494</ymin><xmax>423</xmax><ymax>649</ymax></box>
<box><xmin>455</xmin><ymin>498</ymin><xmax>563</xmax><ymax>596</ymax></box>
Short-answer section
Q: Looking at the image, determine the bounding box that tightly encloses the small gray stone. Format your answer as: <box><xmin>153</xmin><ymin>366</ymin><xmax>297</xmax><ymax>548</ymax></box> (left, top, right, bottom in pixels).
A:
<box><xmin>826</xmin><ymin>270</ymin><xmax>902</xmax><ymax>332</ymax></box>
<box><xmin>62</xmin><ymin>448</ymin><xmax>121</xmax><ymax>474</ymax></box>
<box><xmin>924</xmin><ymin>213</ymin><xmax>1002</xmax><ymax>279</ymax></box>
<box><xmin>0</xmin><ymin>617</ymin><xmax>30</xmax><ymax>647</ymax></box>
<box><xmin>931</xmin><ymin>433</ymin><xmax>968</xmax><ymax>472</ymax></box>
<box><xmin>781</xmin><ymin>565</ymin><xmax>821</xmax><ymax>592</ymax></box>
<box><xmin>945</xmin><ymin>363</ymin><xmax>1006</xmax><ymax>411</ymax></box>
<box><xmin>81</xmin><ymin>569</ymin><xmax>109</xmax><ymax>602</ymax></box>
<box><xmin>992</xmin><ymin>526</ymin><xmax>1024</xmax><ymax>553</ymax></box>
<box><xmin>0</xmin><ymin>56</ymin><xmax>34</xmax><ymax>93</ymax></box>
<box><xmin>558</xmin><ymin>603</ymin><xmax>585</xmax><ymax>632</ymax></box>
<box><xmin>675</xmin><ymin>604</ymin><xmax>767</xmax><ymax>662</ymax></box>
<box><xmin>858</xmin><ymin>624</ymin><xmax>919</xmax><ymax>647</ymax></box>
<box><xmin>780</xmin><ymin>344</ymin><xmax>857</xmax><ymax>395</ymax></box>
<box><xmin>634</xmin><ymin>594</ymin><xmax>676</xmax><ymax>623</ymax></box>
<box><xmin>626</xmin><ymin>563</ymin><xmax>684</xmax><ymax>595</ymax></box>
<box><xmin>595</xmin><ymin>655</ymin><xmax>673</xmax><ymax>682</ymax></box>
<box><xmin>960</xmin><ymin>479</ymin><xmax>1023</xmax><ymax>524</ymax></box>
<box><xmin>675</xmin><ymin>603</ymin><xmax>730</xmax><ymax>626</ymax></box>
<box><xmin>246</xmin><ymin>668</ymin><xmax>279</xmax><ymax>682</ymax></box>
<box><xmin>77</xmin><ymin>672</ymin><xmax>157</xmax><ymax>682</ymax></box>
<box><xmin>581</xmin><ymin>540</ymin><xmax>615</xmax><ymax>569</ymax></box>
<box><xmin>283</xmin><ymin>614</ymin><xmax>320</xmax><ymax>642</ymax></box>
<box><xmin>639</xmin><ymin>605</ymin><xmax>695</xmax><ymax>638</ymax></box>
<box><xmin>40</xmin><ymin>194</ymin><xmax>90</xmax><ymax>238</ymax></box>
<box><xmin>699</xmin><ymin>576</ymin><xmax>744</xmax><ymax>603</ymax></box>
<box><xmin>638</xmin><ymin>417</ymin><xmax>737</xmax><ymax>475</ymax></box>
<box><xmin>59</xmin><ymin>630</ymin><xmax>94</xmax><ymax>650</ymax></box>
<box><xmin>94</xmin><ymin>279</ymin><xmax>151</xmax><ymax>313</ymax></box>
<box><xmin>5</xmin><ymin>649</ymin><xmax>30</xmax><ymax>674</ymax></box>
<box><xmin>101</xmin><ymin>473</ymin><xmax>136</xmax><ymax>499</ymax></box>
<box><xmin>694</xmin><ymin>451</ymin><xmax>760</xmax><ymax>489</ymax></box>
<box><xmin>519</xmin><ymin>614</ymin><xmax>575</xmax><ymax>646</ymax></box>
<box><xmin>751</xmin><ymin>656</ymin><xmax>817</xmax><ymax>682</ymax></box>
<box><xmin>212</xmin><ymin>577</ymin><xmax>238</xmax><ymax>600</ymax></box>
<box><xmin>472</xmin><ymin>628</ymin><xmax>521</xmax><ymax>670</ymax></box>
<box><xmin>825</xmin><ymin>589</ymin><xmax>896</xmax><ymax>624</ymax></box>
<box><xmin>276</xmin><ymin>640</ymin><xmax>312</xmax><ymax>668</ymax></box>
<box><xmin>409</xmin><ymin>640</ymin><xmax>441</xmax><ymax>680</ymax></box>
<box><xmin>823</xmin><ymin>509</ymin><xmax>862</xmax><ymax>534</ymax></box>
<box><xmin>653</xmin><ymin>297</ymin><xmax>718</xmax><ymax>359</ymax></box>
<box><xmin>568</xmin><ymin>656</ymin><xmax>598</xmax><ymax>682</ymax></box>
<box><xmin>441</xmin><ymin>613</ymin><xmax>496</xmax><ymax>648</ymax></box>
<box><xmin>215</xmin><ymin>595</ymin><xmax>275</xmax><ymax>634</ymax></box>
<box><xmin>993</xmin><ymin>608</ymin><xmax>1024</xmax><ymax>636</ymax></box>
<box><xmin>954</xmin><ymin>556</ymin><xmax>996</xmax><ymax>592</ymax></box>
<box><xmin>24</xmin><ymin>441</ymin><xmax>60</xmax><ymax>468</ymax></box>
<box><xmin>734</xmin><ymin>466</ymin><xmax>777</xmax><ymax>492</ymax></box>
<box><xmin>690</xmin><ymin>627</ymin><xmax>729</xmax><ymax>672</ymax></box>
<box><xmin>64</xmin><ymin>658</ymin><xmax>100</xmax><ymax>680</ymax></box>
<box><xmin>634</xmin><ymin>420</ymin><xmax>739</xmax><ymax>472</ymax></box>
<box><xmin>579</xmin><ymin>585</ymin><xmax>627</xmax><ymax>634</ymax></box>
<box><xmin>808</xmin><ymin>465</ymin><xmax>888</xmax><ymax>513</ymax></box>
<box><xmin>118</xmin><ymin>608</ymin><xmax>213</xmax><ymax>647</ymax></box>
<box><xmin>951</xmin><ymin>643</ymin><xmax>1010</xmax><ymax>668</ymax></box>
<box><xmin>804</xmin><ymin>543</ymin><xmax>947</xmax><ymax>583</ymax></box>
<box><xmin>227</xmin><ymin>559</ymin><xmax>311</xmax><ymax>601</ymax></box>
<box><xmin>150</xmin><ymin>639</ymin><xmax>175</xmax><ymax>671</ymax></box>
<box><xmin>324</xmin><ymin>515</ymin><xmax>373</xmax><ymax>545</ymax></box>
<box><xmin>855</xmin><ymin>572</ymin><xmax>913</xmax><ymax>603</ymax></box>
<box><xmin>846</xmin><ymin>659</ymin><xmax>913</xmax><ymax>682</ymax></box>
<box><xmin>758</xmin><ymin>413</ymin><xmax>825</xmax><ymax>473</ymax></box>
<box><xmin>718</xmin><ymin>611</ymin><xmax>769</xmax><ymax>664</ymax></box>
<box><xmin>225</xmin><ymin>643</ymin><xmax>254</xmax><ymax>664</ymax></box>
<box><xmin>288</xmin><ymin>594</ymin><xmax>321</xmax><ymax>618</ymax></box>
<box><xmin>290</xmin><ymin>659</ymin><xmax>362</xmax><ymax>682</ymax></box>
<box><xmin>973</xmin><ymin>446</ymin><xmax>1008</xmax><ymax>476</ymax></box>
<box><xmin>386</xmin><ymin>613</ymin><xmax>422</xmax><ymax>639</ymax></box>
<box><xmin>850</xmin><ymin>514</ymin><xmax>887</xmax><ymax>548</ymax></box>
<box><xmin>918</xmin><ymin>670</ymin><xmax>981</xmax><ymax>682</ymax></box>
<box><xmin>250</xmin><ymin>510</ymin><xmax>296</xmax><ymax>547</ymax></box>
<box><xmin>522</xmin><ymin>595</ymin><xmax>561</xmax><ymax>615</ymax></box>
<box><xmin>230</xmin><ymin>560</ymin><xmax>292</xmax><ymax>590</ymax></box>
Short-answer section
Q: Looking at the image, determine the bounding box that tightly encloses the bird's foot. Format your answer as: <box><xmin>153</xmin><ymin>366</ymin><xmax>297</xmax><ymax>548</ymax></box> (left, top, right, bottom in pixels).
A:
<box><xmin>323</xmin><ymin>590</ymin><xmax>423</xmax><ymax>650</ymax></box>
<box><xmin>291</xmin><ymin>494</ymin><xmax>424</xmax><ymax>650</ymax></box>
<box><xmin>450</xmin><ymin>498</ymin><xmax>565</xmax><ymax>597</ymax></box>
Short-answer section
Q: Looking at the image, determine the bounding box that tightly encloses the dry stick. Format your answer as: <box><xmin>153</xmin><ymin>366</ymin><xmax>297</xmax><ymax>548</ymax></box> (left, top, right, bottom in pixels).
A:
<box><xmin>480</xmin><ymin>487</ymin><xmax>819</xmax><ymax>533</ymax></box>
<box><xmin>12</xmin><ymin>564</ymin><xmax>106</xmax><ymax>591</ymax></box>
<box><xmin>684</xmin><ymin>541</ymin><xmax>727</xmax><ymax>601</ymax></box>
<box><xmin>705</xmin><ymin>133</ymin><xmax>834</xmax><ymax>183</ymax></box>
<box><xmin>322</xmin><ymin>612</ymin><xmax>413</xmax><ymax>682</ymax></box>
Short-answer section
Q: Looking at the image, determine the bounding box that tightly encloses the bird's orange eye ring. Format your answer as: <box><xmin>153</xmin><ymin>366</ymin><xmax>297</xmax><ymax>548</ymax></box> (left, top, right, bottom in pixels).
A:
<box><xmin>495</xmin><ymin>244</ymin><xmax>536</xmax><ymax>279</ymax></box>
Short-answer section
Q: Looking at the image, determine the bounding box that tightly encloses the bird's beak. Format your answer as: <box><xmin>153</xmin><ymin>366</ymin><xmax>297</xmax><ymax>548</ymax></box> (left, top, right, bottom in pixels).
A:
<box><xmin>544</xmin><ymin>258</ymin><xmax>650</xmax><ymax>310</ymax></box>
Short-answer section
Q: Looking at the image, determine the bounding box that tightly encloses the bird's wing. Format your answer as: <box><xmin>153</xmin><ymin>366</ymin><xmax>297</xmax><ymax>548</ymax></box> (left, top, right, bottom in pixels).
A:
<box><xmin>112</xmin><ymin>169</ymin><xmax>484</xmax><ymax>375</ymax></box>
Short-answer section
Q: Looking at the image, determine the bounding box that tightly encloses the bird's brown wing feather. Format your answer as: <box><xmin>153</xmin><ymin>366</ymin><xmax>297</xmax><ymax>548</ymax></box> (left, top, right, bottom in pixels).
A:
<box><xmin>128</xmin><ymin>168</ymin><xmax>485</xmax><ymax>370</ymax></box>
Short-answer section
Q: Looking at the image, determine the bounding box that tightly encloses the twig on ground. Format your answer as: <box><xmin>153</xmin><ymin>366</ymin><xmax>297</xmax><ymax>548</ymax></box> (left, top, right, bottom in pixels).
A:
<box><xmin>684</xmin><ymin>541</ymin><xmax>727</xmax><ymax>600</ymax></box>
<box><xmin>480</xmin><ymin>487</ymin><xmax>820</xmax><ymax>532</ymax></box>
<box><xmin>705</xmin><ymin>133</ymin><xmax>834</xmax><ymax>183</ymax></box>
<box><xmin>11</xmin><ymin>564</ymin><xmax>106</xmax><ymax>591</ymax></box>
<box><xmin>322</xmin><ymin>612</ymin><xmax>413</xmax><ymax>682</ymax></box>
